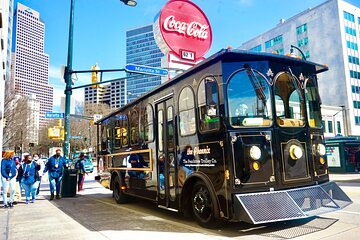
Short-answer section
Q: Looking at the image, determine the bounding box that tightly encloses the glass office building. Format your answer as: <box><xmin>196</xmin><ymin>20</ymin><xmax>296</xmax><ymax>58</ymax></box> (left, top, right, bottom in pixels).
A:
<box><xmin>126</xmin><ymin>24</ymin><xmax>164</xmax><ymax>103</ymax></box>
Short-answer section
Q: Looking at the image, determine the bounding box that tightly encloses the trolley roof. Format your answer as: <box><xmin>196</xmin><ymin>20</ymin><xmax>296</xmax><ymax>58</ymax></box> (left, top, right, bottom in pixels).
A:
<box><xmin>96</xmin><ymin>48</ymin><xmax>328</xmax><ymax>123</ymax></box>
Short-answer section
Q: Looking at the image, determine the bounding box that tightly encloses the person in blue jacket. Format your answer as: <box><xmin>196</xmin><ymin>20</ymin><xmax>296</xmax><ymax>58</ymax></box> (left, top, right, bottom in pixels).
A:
<box><xmin>1</xmin><ymin>150</ymin><xmax>17</xmax><ymax>208</ymax></box>
<box><xmin>18</xmin><ymin>155</ymin><xmax>40</xmax><ymax>204</ymax></box>
<box><xmin>43</xmin><ymin>149</ymin><xmax>68</xmax><ymax>200</ymax></box>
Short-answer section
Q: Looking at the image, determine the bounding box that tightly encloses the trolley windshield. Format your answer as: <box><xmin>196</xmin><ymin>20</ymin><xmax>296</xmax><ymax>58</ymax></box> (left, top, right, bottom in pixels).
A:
<box><xmin>228</xmin><ymin>68</ymin><xmax>272</xmax><ymax>127</ymax></box>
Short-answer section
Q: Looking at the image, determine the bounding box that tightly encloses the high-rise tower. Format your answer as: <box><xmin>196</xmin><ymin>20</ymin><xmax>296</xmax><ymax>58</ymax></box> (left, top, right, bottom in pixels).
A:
<box><xmin>9</xmin><ymin>3</ymin><xmax>53</xmax><ymax>127</ymax></box>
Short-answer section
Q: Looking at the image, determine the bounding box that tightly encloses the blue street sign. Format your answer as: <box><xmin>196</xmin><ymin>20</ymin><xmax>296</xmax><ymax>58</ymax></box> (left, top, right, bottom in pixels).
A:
<box><xmin>125</xmin><ymin>64</ymin><xmax>168</xmax><ymax>76</ymax></box>
<box><xmin>70</xmin><ymin>136</ymin><xmax>82</xmax><ymax>139</ymax></box>
<box><xmin>45</xmin><ymin>112</ymin><xmax>65</xmax><ymax>119</ymax></box>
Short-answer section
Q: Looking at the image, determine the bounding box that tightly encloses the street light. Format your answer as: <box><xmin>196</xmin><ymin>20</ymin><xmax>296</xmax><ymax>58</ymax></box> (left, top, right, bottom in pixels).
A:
<box><xmin>63</xmin><ymin>0</ymin><xmax>137</xmax><ymax>159</ymax></box>
<box><xmin>120</xmin><ymin>0</ymin><xmax>137</xmax><ymax>6</ymax></box>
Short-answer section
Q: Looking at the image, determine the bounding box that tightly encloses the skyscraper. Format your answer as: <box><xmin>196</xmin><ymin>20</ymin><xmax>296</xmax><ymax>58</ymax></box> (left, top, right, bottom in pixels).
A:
<box><xmin>240</xmin><ymin>0</ymin><xmax>360</xmax><ymax>136</ymax></box>
<box><xmin>9</xmin><ymin>3</ymin><xmax>53</xmax><ymax>127</ymax></box>
<box><xmin>126</xmin><ymin>24</ymin><xmax>164</xmax><ymax>103</ymax></box>
<box><xmin>0</xmin><ymin>0</ymin><xmax>15</xmax><ymax>154</ymax></box>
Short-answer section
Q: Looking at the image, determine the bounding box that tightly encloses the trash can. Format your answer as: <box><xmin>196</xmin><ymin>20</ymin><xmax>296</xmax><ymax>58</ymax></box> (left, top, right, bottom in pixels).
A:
<box><xmin>61</xmin><ymin>169</ymin><xmax>78</xmax><ymax>197</ymax></box>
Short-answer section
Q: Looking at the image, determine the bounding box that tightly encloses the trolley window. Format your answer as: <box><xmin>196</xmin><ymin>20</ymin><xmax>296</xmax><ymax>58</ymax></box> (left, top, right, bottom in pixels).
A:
<box><xmin>228</xmin><ymin>68</ymin><xmax>272</xmax><ymax>127</ymax></box>
<box><xmin>198</xmin><ymin>76</ymin><xmax>220</xmax><ymax>132</ymax></box>
<box><xmin>305</xmin><ymin>77</ymin><xmax>322</xmax><ymax>128</ymax></box>
<box><xmin>274</xmin><ymin>72</ymin><xmax>305</xmax><ymax>127</ymax></box>
<box><xmin>115</xmin><ymin>114</ymin><xmax>128</xmax><ymax>147</ymax></box>
<box><xmin>130</xmin><ymin>110</ymin><xmax>139</xmax><ymax>145</ymax></box>
<box><xmin>141</xmin><ymin>104</ymin><xmax>154</xmax><ymax>142</ymax></box>
<box><xmin>179</xmin><ymin>87</ymin><xmax>196</xmax><ymax>136</ymax></box>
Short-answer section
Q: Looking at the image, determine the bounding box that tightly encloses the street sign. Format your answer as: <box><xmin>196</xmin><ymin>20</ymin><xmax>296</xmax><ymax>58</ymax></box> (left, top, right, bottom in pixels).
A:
<box><xmin>70</xmin><ymin>136</ymin><xmax>82</xmax><ymax>139</ymax></box>
<box><xmin>45</xmin><ymin>112</ymin><xmax>65</xmax><ymax>119</ymax></box>
<box><xmin>93</xmin><ymin>114</ymin><xmax>103</xmax><ymax>122</ymax></box>
<box><xmin>125</xmin><ymin>64</ymin><xmax>168</xmax><ymax>76</ymax></box>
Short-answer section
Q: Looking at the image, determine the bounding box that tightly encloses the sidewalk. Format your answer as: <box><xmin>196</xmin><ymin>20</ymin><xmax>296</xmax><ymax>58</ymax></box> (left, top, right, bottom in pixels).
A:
<box><xmin>329</xmin><ymin>172</ymin><xmax>360</xmax><ymax>182</ymax></box>
<box><xmin>0</xmin><ymin>180</ymin><xmax>111</xmax><ymax>240</ymax></box>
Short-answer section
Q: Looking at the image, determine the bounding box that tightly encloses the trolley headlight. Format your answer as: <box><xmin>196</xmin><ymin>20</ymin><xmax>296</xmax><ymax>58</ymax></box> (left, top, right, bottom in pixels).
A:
<box><xmin>249</xmin><ymin>146</ymin><xmax>261</xmax><ymax>160</ymax></box>
<box><xmin>317</xmin><ymin>144</ymin><xmax>326</xmax><ymax>156</ymax></box>
<box><xmin>289</xmin><ymin>145</ymin><xmax>303</xmax><ymax>160</ymax></box>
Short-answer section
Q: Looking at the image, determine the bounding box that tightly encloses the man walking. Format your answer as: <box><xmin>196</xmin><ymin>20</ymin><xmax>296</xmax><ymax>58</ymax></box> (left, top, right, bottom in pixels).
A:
<box><xmin>43</xmin><ymin>149</ymin><xmax>68</xmax><ymax>200</ymax></box>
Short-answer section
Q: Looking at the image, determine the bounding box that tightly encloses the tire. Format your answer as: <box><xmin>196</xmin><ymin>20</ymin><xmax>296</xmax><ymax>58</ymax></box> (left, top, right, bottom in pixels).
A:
<box><xmin>191</xmin><ymin>181</ymin><xmax>220</xmax><ymax>228</ymax></box>
<box><xmin>113</xmin><ymin>175</ymin><xmax>129</xmax><ymax>204</ymax></box>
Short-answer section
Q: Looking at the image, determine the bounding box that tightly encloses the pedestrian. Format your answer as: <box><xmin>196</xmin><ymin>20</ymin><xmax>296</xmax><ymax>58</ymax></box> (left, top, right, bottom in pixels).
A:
<box><xmin>18</xmin><ymin>155</ymin><xmax>40</xmax><ymax>204</ymax></box>
<box><xmin>33</xmin><ymin>154</ymin><xmax>44</xmax><ymax>195</ymax></box>
<box><xmin>75</xmin><ymin>153</ymin><xmax>88</xmax><ymax>191</ymax></box>
<box><xmin>43</xmin><ymin>149</ymin><xmax>68</xmax><ymax>200</ymax></box>
<box><xmin>1</xmin><ymin>150</ymin><xmax>17</xmax><ymax>208</ymax></box>
<box><xmin>13</xmin><ymin>156</ymin><xmax>22</xmax><ymax>203</ymax></box>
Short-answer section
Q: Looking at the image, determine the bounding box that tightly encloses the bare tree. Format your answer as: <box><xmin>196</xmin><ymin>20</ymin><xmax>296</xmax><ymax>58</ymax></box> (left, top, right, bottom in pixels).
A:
<box><xmin>3</xmin><ymin>94</ymin><xmax>32</xmax><ymax>154</ymax></box>
<box><xmin>84</xmin><ymin>102</ymin><xmax>112</xmax><ymax>117</ymax></box>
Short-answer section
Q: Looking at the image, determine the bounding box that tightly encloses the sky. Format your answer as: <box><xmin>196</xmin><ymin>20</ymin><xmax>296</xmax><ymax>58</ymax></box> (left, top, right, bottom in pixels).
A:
<box><xmin>14</xmin><ymin>0</ymin><xmax>359</xmax><ymax>111</ymax></box>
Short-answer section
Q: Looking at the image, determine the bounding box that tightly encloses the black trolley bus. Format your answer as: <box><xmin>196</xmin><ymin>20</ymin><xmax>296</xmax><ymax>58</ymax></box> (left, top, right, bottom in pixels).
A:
<box><xmin>95</xmin><ymin>49</ymin><xmax>351</xmax><ymax>227</ymax></box>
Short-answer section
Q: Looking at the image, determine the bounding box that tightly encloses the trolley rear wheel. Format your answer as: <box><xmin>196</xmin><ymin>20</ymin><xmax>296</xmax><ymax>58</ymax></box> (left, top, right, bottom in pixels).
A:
<box><xmin>113</xmin><ymin>175</ymin><xmax>129</xmax><ymax>204</ymax></box>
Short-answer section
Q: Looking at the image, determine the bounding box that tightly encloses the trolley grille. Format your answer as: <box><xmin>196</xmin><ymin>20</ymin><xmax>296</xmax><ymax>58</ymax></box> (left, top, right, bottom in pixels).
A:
<box><xmin>235</xmin><ymin>181</ymin><xmax>352</xmax><ymax>224</ymax></box>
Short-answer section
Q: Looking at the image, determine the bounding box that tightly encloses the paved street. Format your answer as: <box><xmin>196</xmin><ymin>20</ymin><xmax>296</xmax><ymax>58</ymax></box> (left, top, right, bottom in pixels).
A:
<box><xmin>1</xmin><ymin>173</ymin><xmax>360</xmax><ymax>240</ymax></box>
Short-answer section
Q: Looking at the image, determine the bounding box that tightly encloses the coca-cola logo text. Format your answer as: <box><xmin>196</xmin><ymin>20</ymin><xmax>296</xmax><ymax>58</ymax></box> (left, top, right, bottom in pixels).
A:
<box><xmin>155</xmin><ymin>0</ymin><xmax>212</xmax><ymax>61</ymax></box>
<box><xmin>163</xmin><ymin>15</ymin><xmax>209</xmax><ymax>40</ymax></box>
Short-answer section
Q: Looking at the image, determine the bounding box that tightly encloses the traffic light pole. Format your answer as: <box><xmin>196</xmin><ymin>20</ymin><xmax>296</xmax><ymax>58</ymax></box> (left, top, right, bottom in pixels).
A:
<box><xmin>64</xmin><ymin>0</ymin><xmax>75</xmax><ymax>159</ymax></box>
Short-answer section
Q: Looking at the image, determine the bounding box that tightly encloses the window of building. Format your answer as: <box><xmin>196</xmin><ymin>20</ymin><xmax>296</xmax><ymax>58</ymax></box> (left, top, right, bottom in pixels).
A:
<box><xmin>349</xmin><ymin>56</ymin><xmax>360</xmax><ymax>65</ymax></box>
<box><xmin>250</xmin><ymin>45</ymin><xmax>262</xmax><ymax>52</ymax></box>
<box><xmin>197</xmin><ymin>76</ymin><xmax>220</xmax><ymax>132</ymax></box>
<box><xmin>352</xmin><ymin>85</ymin><xmax>360</xmax><ymax>93</ymax></box>
<box><xmin>265</xmin><ymin>35</ymin><xmax>283</xmax><ymax>48</ymax></box>
<box><xmin>347</xmin><ymin>41</ymin><xmax>358</xmax><ymax>50</ymax></box>
<box><xmin>344</xmin><ymin>11</ymin><xmax>355</xmax><ymax>22</ymax></box>
<box><xmin>355</xmin><ymin>116</ymin><xmax>360</xmax><ymax>125</ymax></box>
<box><xmin>337</xmin><ymin>121</ymin><xmax>341</xmax><ymax>134</ymax></box>
<box><xmin>328</xmin><ymin>121</ymin><xmax>333</xmax><ymax>133</ymax></box>
<box><xmin>322</xmin><ymin>120</ymin><xmax>326</xmax><ymax>132</ymax></box>
<box><xmin>353</xmin><ymin>101</ymin><xmax>360</xmax><ymax>109</ymax></box>
<box><xmin>178</xmin><ymin>86</ymin><xmax>196</xmax><ymax>136</ymax></box>
<box><xmin>345</xmin><ymin>26</ymin><xmax>357</xmax><ymax>36</ymax></box>
<box><xmin>296</xmin><ymin>24</ymin><xmax>307</xmax><ymax>34</ymax></box>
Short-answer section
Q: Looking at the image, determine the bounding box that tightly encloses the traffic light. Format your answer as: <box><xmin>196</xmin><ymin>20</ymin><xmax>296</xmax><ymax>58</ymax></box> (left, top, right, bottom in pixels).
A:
<box><xmin>91</xmin><ymin>64</ymin><xmax>100</xmax><ymax>88</ymax></box>
<box><xmin>3</xmin><ymin>118</ymin><xmax>6</xmax><ymax>128</ymax></box>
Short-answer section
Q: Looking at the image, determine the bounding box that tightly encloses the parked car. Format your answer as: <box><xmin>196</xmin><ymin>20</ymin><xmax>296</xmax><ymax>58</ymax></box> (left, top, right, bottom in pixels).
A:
<box><xmin>84</xmin><ymin>157</ymin><xmax>94</xmax><ymax>173</ymax></box>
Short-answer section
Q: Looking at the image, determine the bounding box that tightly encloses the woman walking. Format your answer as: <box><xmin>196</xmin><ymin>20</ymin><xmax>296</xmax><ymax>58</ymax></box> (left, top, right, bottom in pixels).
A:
<box><xmin>75</xmin><ymin>153</ymin><xmax>88</xmax><ymax>191</ymax></box>
<box><xmin>18</xmin><ymin>155</ymin><xmax>40</xmax><ymax>204</ymax></box>
<box><xmin>1</xmin><ymin>150</ymin><xmax>17</xmax><ymax>208</ymax></box>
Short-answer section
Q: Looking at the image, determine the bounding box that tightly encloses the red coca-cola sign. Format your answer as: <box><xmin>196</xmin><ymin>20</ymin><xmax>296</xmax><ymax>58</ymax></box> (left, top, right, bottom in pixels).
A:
<box><xmin>154</xmin><ymin>0</ymin><xmax>212</xmax><ymax>61</ymax></box>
